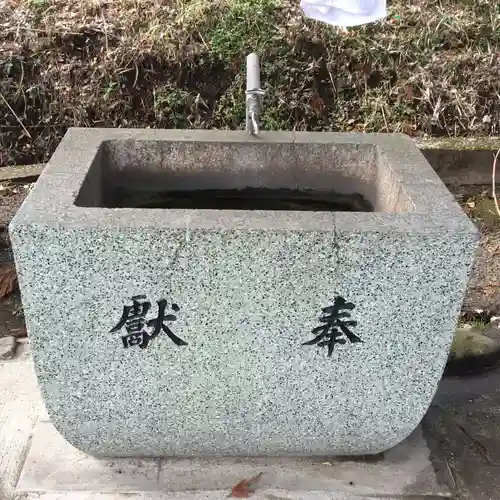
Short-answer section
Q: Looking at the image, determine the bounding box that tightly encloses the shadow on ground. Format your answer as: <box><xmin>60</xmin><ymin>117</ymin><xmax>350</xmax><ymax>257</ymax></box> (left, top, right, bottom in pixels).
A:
<box><xmin>424</xmin><ymin>371</ymin><xmax>500</xmax><ymax>500</ymax></box>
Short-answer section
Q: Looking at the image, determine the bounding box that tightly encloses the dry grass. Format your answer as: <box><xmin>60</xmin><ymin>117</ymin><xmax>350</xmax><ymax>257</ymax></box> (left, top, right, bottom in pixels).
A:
<box><xmin>0</xmin><ymin>0</ymin><xmax>499</xmax><ymax>166</ymax></box>
<box><xmin>0</xmin><ymin>264</ymin><xmax>17</xmax><ymax>299</ymax></box>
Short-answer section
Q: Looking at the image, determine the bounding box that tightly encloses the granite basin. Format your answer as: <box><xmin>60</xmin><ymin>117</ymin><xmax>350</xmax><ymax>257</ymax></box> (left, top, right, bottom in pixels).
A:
<box><xmin>10</xmin><ymin>129</ymin><xmax>479</xmax><ymax>457</ymax></box>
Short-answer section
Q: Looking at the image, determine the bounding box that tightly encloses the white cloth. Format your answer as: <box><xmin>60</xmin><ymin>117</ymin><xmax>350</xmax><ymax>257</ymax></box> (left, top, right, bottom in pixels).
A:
<box><xmin>300</xmin><ymin>0</ymin><xmax>386</xmax><ymax>27</ymax></box>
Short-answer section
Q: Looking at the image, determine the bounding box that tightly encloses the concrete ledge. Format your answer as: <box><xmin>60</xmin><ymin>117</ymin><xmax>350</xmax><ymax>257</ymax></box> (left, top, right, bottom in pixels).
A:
<box><xmin>0</xmin><ymin>350</ymin><xmax>45</xmax><ymax>500</ymax></box>
<box><xmin>17</xmin><ymin>421</ymin><xmax>450</xmax><ymax>498</ymax></box>
<box><xmin>14</xmin><ymin>494</ymin><xmax>414</xmax><ymax>500</ymax></box>
<box><xmin>0</xmin><ymin>164</ymin><xmax>44</xmax><ymax>182</ymax></box>
<box><xmin>415</xmin><ymin>136</ymin><xmax>500</xmax><ymax>185</ymax></box>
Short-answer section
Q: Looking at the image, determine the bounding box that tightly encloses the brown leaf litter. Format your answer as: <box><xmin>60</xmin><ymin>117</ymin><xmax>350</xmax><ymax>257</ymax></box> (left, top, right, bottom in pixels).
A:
<box><xmin>0</xmin><ymin>264</ymin><xmax>18</xmax><ymax>299</ymax></box>
<box><xmin>229</xmin><ymin>472</ymin><xmax>263</xmax><ymax>498</ymax></box>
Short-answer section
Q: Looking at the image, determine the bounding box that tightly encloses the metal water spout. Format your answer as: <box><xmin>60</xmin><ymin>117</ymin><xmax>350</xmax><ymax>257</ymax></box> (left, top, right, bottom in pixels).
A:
<box><xmin>245</xmin><ymin>53</ymin><xmax>265</xmax><ymax>136</ymax></box>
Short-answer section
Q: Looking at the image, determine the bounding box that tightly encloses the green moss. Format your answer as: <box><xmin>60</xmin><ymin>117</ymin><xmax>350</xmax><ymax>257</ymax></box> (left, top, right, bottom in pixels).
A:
<box><xmin>419</xmin><ymin>137</ymin><xmax>500</xmax><ymax>151</ymax></box>
<box><xmin>206</xmin><ymin>0</ymin><xmax>280</xmax><ymax>63</ymax></box>
<box><xmin>446</xmin><ymin>326</ymin><xmax>500</xmax><ymax>376</ymax></box>
<box><xmin>450</xmin><ymin>327</ymin><xmax>498</xmax><ymax>359</ymax></box>
<box><xmin>212</xmin><ymin>72</ymin><xmax>246</xmax><ymax>128</ymax></box>
<box><xmin>153</xmin><ymin>87</ymin><xmax>196</xmax><ymax>128</ymax></box>
<box><xmin>466</xmin><ymin>196</ymin><xmax>500</xmax><ymax>229</ymax></box>
<box><xmin>27</xmin><ymin>0</ymin><xmax>50</xmax><ymax>24</ymax></box>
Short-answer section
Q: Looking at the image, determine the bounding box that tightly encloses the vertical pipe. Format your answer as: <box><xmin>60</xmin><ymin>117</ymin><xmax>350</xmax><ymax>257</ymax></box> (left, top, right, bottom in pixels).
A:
<box><xmin>246</xmin><ymin>52</ymin><xmax>261</xmax><ymax>92</ymax></box>
<box><xmin>246</xmin><ymin>53</ymin><xmax>261</xmax><ymax>134</ymax></box>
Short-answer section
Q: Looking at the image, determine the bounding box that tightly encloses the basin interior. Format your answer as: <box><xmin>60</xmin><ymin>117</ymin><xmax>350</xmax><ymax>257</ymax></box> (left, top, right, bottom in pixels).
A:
<box><xmin>75</xmin><ymin>140</ymin><xmax>412</xmax><ymax>213</ymax></box>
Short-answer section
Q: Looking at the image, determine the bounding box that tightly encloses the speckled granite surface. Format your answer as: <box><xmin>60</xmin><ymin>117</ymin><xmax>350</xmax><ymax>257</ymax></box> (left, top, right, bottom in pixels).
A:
<box><xmin>9</xmin><ymin>129</ymin><xmax>479</xmax><ymax>457</ymax></box>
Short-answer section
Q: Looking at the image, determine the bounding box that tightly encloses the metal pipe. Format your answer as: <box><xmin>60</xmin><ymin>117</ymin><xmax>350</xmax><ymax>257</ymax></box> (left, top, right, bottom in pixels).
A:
<box><xmin>245</xmin><ymin>53</ymin><xmax>265</xmax><ymax>135</ymax></box>
<box><xmin>246</xmin><ymin>52</ymin><xmax>261</xmax><ymax>92</ymax></box>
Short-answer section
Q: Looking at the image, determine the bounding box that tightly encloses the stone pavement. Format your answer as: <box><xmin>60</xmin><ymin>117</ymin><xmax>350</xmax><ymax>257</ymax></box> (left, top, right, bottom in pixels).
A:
<box><xmin>423</xmin><ymin>371</ymin><xmax>500</xmax><ymax>500</ymax></box>
<box><xmin>0</xmin><ymin>341</ymin><xmax>498</xmax><ymax>500</ymax></box>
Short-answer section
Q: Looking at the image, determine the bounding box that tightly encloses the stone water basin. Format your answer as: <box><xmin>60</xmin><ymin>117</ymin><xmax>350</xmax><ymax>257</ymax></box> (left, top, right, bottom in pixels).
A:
<box><xmin>10</xmin><ymin>129</ymin><xmax>478</xmax><ymax>457</ymax></box>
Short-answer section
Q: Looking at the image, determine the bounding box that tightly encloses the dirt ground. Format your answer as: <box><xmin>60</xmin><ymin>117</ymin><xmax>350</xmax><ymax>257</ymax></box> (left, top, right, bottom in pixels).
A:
<box><xmin>453</xmin><ymin>184</ymin><xmax>500</xmax><ymax>316</ymax></box>
<box><xmin>0</xmin><ymin>181</ymin><xmax>32</xmax><ymax>339</ymax></box>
